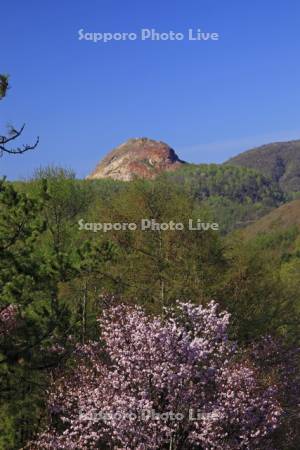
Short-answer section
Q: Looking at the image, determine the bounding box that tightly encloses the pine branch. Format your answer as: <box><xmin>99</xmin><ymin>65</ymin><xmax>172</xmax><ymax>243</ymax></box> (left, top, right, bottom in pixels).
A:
<box><xmin>0</xmin><ymin>124</ymin><xmax>39</xmax><ymax>156</ymax></box>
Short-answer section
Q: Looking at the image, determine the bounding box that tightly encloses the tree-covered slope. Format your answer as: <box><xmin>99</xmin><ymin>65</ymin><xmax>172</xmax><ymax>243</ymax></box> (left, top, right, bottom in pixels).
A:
<box><xmin>164</xmin><ymin>163</ymin><xmax>285</xmax><ymax>231</ymax></box>
<box><xmin>239</xmin><ymin>199</ymin><xmax>300</xmax><ymax>238</ymax></box>
<box><xmin>225</xmin><ymin>140</ymin><xmax>300</xmax><ymax>196</ymax></box>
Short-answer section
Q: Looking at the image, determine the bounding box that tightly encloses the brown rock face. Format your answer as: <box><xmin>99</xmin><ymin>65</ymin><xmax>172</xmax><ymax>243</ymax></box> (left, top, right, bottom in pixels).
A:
<box><xmin>87</xmin><ymin>138</ymin><xmax>185</xmax><ymax>181</ymax></box>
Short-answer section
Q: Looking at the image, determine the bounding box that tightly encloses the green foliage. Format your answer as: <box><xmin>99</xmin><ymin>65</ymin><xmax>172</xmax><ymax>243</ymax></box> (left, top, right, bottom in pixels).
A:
<box><xmin>164</xmin><ymin>164</ymin><xmax>285</xmax><ymax>232</ymax></box>
<box><xmin>227</xmin><ymin>139</ymin><xmax>300</xmax><ymax>196</ymax></box>
<box><xmin>218</xmin><ymin>236</ymin><xmax>299</xmax><ymax>343</ymax></box>
<box><xmin>168</xmin><ymin>163</ymin><xmax>283</xmax><ymax>203</ymax></box>
<box><xmin>0</xmin><ymin>174</ymin><xmax>116</xmax><ymax>448</ymax></box>
<box><xmin>83</xmin><ymin>178</ymin><xmax>225</xmax><ymax>308</ymax></box>
<box><xmin>0</xmin><ymin>74</ymin><xmax>9</xmax><ymax>100</ymax></box>
<box><xmin>0</xmin><ymin>165</ymin><xmax>299</xmax><ymax>448</ymax></box>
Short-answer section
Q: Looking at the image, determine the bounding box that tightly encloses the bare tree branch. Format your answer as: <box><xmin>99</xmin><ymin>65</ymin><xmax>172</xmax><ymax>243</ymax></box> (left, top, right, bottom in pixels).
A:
<box><xmin>0</xmin><ymin>124</ymin><xmax>39</xmax><ymax>156</ymax></box>
<box><xmin>0</xmin><ymin>75</ymin><xmax>39</xmax><ymax>156</ymax></box>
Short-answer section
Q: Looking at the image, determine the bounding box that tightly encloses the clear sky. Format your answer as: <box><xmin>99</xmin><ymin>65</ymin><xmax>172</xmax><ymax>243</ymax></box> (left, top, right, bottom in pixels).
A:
<box><xmin>1</xmin><ymin>0</ymin><xmax>300</xmax><ymax>179</ymax></box>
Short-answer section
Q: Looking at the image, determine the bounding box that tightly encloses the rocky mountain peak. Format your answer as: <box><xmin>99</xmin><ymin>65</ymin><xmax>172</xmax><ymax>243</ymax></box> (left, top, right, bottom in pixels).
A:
<box><xmin>87</xmin><ymin>138</ymin><xmax>185</xmax><ymax>181</ymax></box>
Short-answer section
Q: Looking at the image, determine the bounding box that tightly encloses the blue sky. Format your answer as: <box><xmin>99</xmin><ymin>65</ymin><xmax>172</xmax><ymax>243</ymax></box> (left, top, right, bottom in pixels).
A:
<box><xmin>1</xmin><ymin>0</ymin><xmax>300</xmax><ymax>179</ymax></box>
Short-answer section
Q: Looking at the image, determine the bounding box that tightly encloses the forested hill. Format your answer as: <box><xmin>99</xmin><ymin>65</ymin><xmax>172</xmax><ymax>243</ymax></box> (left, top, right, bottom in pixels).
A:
<box><xmin>1</xmin><ymin>165</ymin><xmax>300</xmax><ymax>449</ymax></box>
<box><xmin>164</xmin><ymin>164</ymin><xmax>285</xmax><ymax>232</ymax></box>
<box><xmin>240</xmin><ymin>199</ymin><xmax>300</xmax><ymax>238</ymax></box>
<box><xmin>225</xmin><ymin>139</ymin><xmax>300</xmax><ymax>195</ymax></box>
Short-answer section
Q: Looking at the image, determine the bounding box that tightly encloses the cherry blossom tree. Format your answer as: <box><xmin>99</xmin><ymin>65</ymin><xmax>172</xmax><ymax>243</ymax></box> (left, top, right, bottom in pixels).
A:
<box><xmin>32</xmin><ymin>301</ymin><xmax>281</xmax><ymax>449</ymax></box>
<box><xmin>248</xmin><ymin>336</ymin><xmax>300</xmax><ymax>449</ymax></box>
<box><xmin>0</xmin><ymin>304</ymin><xmax>18</xmax><ymax>337</ymax></box>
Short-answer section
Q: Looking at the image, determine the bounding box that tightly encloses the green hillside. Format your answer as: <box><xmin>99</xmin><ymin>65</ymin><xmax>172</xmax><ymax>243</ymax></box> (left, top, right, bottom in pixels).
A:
<box><xmin>226</xmin><ymin>139</ymin><xmax>300</xmax><ymax>196</ymax></box>
<box><xmin>241</xmin><ymin>199</ymin><xmax>300</xmax><ymax>238</ymax></box>
<box><xmin>164</xmin><ymin>163</ymin><xmax>285</xmax><ymax>232</ymax></box>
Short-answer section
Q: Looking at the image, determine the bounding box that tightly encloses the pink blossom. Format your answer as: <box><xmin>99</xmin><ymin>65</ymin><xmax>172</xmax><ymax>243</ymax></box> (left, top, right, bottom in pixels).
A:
<box><xmin>0</xmin><ymin>304</ymin><xmax>18</xmax><ymax>337</ymax></box>
<box><xmin>32</xmin><ymin>301</ymin><xmax>281</xmax><ymax>449</ymax></box>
